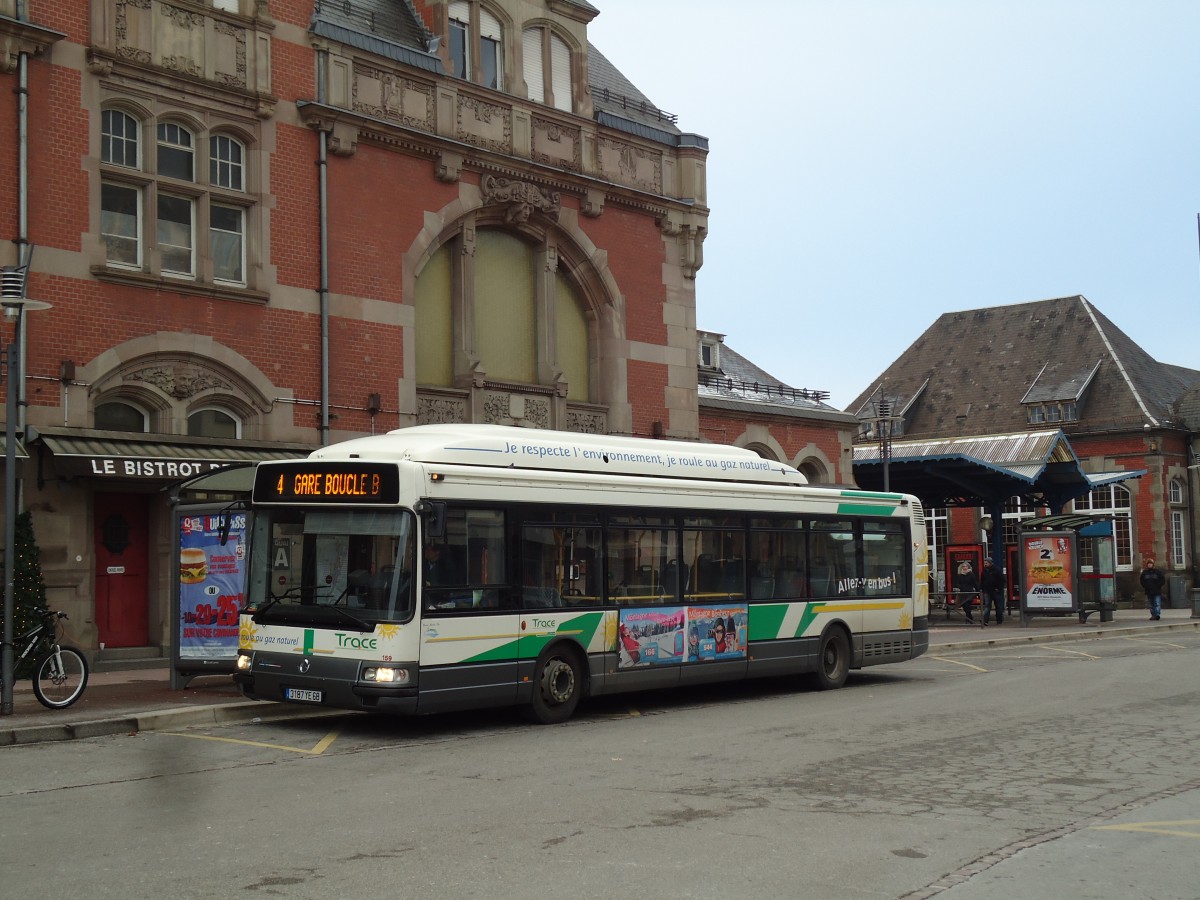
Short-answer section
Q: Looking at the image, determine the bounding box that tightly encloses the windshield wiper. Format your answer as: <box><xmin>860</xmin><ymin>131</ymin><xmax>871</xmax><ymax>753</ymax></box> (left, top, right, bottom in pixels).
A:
<box><xmin>322</xmin><ymin>603</ymin><xmax>372</xmax><ymax>632</ymax></box>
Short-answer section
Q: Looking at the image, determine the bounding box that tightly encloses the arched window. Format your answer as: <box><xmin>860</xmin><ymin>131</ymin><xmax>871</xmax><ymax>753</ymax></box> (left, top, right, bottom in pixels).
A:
<box><xmin>188</xmin><ymin>408</ymin><xmax>240</xmax><ymax>439</ymax></box>
<box><xmin>449</xmin><ymin>1</ymin><xmax>504</xmax><ymax>90</ymax></box>
<box><xmin>523</xmin><ymin>26</ymin><xmax>572</xmax><ymax>112</ymax></box>
<box><xmin>99</xmin><ymin>105</ymin><xmax>256</xmax><ymax>288</ymax></box>
<box><xmin>413</xmin><ymin>226</ymin><xmax>592</xmax><ymax>403</ymax></box>
<box><xmin>1169</xmin><ymin>477</ymin><xmax>1187</xmax><ymax>569</ymax></box>
<box><xmin>95</xmin><ymin>401</ymin><xmax>148</xmax><ymax>433</ymax></box>
<box><xmin>1072</xmin><ymin>484</ymin><xmax>1133</xmax><ymax>569</ymax></box>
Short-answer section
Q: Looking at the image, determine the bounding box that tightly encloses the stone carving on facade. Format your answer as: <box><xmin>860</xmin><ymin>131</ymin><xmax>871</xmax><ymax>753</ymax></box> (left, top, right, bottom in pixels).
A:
<box><xmin>353</xmin><ymin>66</ymin><xmax>434</xmax><ymax>130</ymax></box>
<box><xmin>565</xmin><ymin>409</ymin><xmax>607</xmax><ymax>434</ymax></box>
<box><xmin>481</xmin><ymin>175</ymin><xmax>560</xmax><ymax>225</ymax></box>
<box><xmin>597</xmin><ymin>137</ymin><xmax>662</xmax><ymax>194</ymax></box>
<box><xmin>455</xmin><ymin>95</ymin><xmax>512</xmax><ymax>154</ymax></box>
<box><xmin>127</xmin><ymin>365</ymin><xmax>231</xmax><ymax>399</ymax></box>
<box><xmin>417</xmin><ymin>395</ymin><xmax>467</xmax><ymax>426</ymax></box>
<box><xmin>483</xmin><ymin>391</ymin><xmax>550</xmax><ymax>428</ymax></box>
<box><xmin>531</xmin><ymin>117</ymin><xmax>581</xmax><ymax>172</ymax></box>
<box><xmin>161</xmin><ymin>4</ymin><xmax>202</xmax><ymax>29</ymax></box>
<box><xmin>213</xmin><ymin>19</ymin><xmax>247</xmax><ymax>88</ymax></box>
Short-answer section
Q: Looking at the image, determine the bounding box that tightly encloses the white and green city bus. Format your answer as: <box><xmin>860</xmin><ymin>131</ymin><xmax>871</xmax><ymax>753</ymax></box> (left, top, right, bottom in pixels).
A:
<box><xmin>234</xmin><ymin>425</ymin><xmax>930</xmax><ymax>723</ymax></box>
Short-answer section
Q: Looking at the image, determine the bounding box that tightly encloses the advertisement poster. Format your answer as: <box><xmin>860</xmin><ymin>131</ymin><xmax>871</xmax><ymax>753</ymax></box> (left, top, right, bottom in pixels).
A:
<box><xmin>1022</xmin><ymin>532</ymin><xmax>1074</xmax><ymax>611</ymax></box>
<box><xmin>178</xmin><ymin>510</ymin><xmax>247</xmax><ymax>660</ymax></box>
<box><xmin>616</xmin><ymin>604</ymin><xmax>748</xmax><ymax>668</ymax></box>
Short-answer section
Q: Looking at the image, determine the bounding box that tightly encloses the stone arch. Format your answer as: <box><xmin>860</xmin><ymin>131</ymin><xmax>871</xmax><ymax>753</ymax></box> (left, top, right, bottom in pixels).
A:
<box><xmin>794</xmin><ymin>443</ymin><xmax>835</xmax><ymax>484</ymax></box>
<box><xmin>81</xmin><ymin>333</ymin><xmax>287</xmax><ymax>434</ymax></box>
<box><xmin>727</xmin><ymin>425</ymin><xmax>787</xmax><ymax>465</ymax></box>
<box><xmin>402</xmin><ymin>181</ymin><xmax>629</xmax><ymax>429</ymax></box>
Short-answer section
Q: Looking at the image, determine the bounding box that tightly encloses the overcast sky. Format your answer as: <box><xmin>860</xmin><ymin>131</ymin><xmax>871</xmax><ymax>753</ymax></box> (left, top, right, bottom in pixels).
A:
<box><xmin>587</xmin><ymin>0</ymin><xmax>1200</xmax><ymax>410</ymax></box>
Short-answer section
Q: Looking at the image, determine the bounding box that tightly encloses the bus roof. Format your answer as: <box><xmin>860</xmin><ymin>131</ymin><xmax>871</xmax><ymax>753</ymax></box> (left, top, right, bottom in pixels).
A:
<box><xmin>308</xmin><ymin>424</ymin><xmax>808</xmax><ymax>487</ymax></box>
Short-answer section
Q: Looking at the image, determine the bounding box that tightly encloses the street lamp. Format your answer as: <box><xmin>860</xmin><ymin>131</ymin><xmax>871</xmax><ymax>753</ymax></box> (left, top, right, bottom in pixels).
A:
<box><xmin>1</xmin><ymin>263</ymin><xmax>51</xmax><ymax>716</ymax></box>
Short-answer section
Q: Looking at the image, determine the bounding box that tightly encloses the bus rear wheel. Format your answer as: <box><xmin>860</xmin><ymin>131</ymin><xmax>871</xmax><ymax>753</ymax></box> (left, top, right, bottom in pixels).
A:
<box><xmin>811</xmin><ymin>627</ymin><xmax>850</xmax><ymax>691</ymax></box>
<box><xmin>525</xmin><ymin>647</ymin><xmax>583</xmax><ymax>724</ymax></box>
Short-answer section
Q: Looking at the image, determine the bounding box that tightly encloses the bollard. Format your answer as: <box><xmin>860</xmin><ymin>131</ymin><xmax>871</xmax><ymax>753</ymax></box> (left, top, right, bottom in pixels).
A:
<box><xmin>1192</xmin><ymin>588</ymin><xmax>1200</xmax><ymax>620</ymax></box>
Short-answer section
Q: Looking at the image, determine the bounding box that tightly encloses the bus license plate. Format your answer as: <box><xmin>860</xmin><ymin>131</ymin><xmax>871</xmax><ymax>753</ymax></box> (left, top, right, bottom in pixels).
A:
<box><xmin>285</xmin><ymin>688</ymin><xmax>323</xmax><ymax>703</ymax></box>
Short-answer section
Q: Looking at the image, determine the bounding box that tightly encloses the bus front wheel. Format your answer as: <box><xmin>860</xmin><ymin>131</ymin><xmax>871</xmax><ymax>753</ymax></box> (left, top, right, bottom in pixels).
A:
<box><xmin>525</xmin><ymin>647</ymin><xmax>583</xmax><ymax>724</ymax></box>
<box><xmin>811</xmin><ymin>627</ymin><xmax>850</xmax><ymax>691</ymax></box>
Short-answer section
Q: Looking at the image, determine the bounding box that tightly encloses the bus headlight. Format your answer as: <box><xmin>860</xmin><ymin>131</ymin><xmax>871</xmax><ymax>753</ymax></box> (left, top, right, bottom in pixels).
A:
<box><xmin>235</xmin><ymin>652</ymin><xmax>253</xmax><ymax>673</ymax></box>
<box><xmin>362</xmin><ymin>666</ymin><xmax>410</xmax><ymax>685</ymax></box>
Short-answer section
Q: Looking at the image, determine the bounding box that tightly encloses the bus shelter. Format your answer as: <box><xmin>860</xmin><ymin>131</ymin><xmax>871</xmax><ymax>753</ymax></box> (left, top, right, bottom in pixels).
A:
<box><xmin>1016</xmin><ymin>514</ymin><xmax>1115</xmax><ymax>625</ymax></box>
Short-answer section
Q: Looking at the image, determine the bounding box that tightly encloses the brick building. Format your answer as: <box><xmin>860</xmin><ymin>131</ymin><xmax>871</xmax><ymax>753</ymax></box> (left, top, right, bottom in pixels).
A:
<box><xmin>0</xmin><ymin>1</ymin><xmax>854</xmax><ymax>657</ymax></box>
<box><xmin>847</xmin><ymin>295</ymin><xmax>1199</xmax><ymax>605</ymax></box>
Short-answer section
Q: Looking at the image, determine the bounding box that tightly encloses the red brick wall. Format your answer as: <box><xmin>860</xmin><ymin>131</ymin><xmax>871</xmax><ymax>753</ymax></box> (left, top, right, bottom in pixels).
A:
<box><xmin>700</xmin><ymin>410</ymin><xmax>848</xmax><ymax>482</ymax></box>
<box><xmin>580</xmin><ymin>206</ymin><xmax>667</xmax><ymax>345</ymax></box>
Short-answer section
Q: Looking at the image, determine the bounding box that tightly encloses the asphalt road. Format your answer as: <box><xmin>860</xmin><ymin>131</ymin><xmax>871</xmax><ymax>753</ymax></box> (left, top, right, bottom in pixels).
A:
<box><xmin>2</xmin><ymin>631</ymin><xmax>1198</xmax><ymax>899</ymax></box>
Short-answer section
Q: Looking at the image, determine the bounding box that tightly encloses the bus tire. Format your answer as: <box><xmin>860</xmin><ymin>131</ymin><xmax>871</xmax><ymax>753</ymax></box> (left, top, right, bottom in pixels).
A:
<box><xmin>811</xmin><ymin>626</ymin><xmax>850</xmax><ymax>691</ymax></box>
<box><xmin>524</xmin><ymin>645</ymin><xmax>583</xmax><ymax>724</ymax></box>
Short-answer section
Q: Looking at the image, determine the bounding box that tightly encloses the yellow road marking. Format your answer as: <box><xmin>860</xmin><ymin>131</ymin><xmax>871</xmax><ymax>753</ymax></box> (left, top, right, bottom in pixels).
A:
<box><xmin>1094</xmin><ymin>820</ymin><xmax>1200</xmax><ymax>839</ymax></box>
<box><xmin>1121</xmin><ymin>636</ymin><xmax>1187</xmax><ymax>649</ymax></box>
<box><xmin>1042</xmin><ymin>646</ymin><xmax>1101</xmax><ymax>660</ymax></box>
<box><xmin>161</xmin><ymin>726</ymin><xmax>343</xmax><ymax>755</ymax></box>
<box><xmin>928</xmin><ymin>655</ymin><xmax>988</xmax><ymax>673</ymax></box>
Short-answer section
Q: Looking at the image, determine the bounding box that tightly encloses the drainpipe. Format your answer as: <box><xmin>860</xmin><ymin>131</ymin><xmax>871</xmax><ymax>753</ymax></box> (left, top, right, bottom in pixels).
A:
<box><xmin>316</xmin><ymin>51</ymin><xmax>331</xmax><ymax>447</ymax></box>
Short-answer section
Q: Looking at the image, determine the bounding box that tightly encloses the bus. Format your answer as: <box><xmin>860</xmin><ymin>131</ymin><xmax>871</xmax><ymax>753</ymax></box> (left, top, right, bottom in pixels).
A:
<box><xmin>234</xmin><ymin>425</ymin><xmax>930</xmax><ymax>723</ymax></box>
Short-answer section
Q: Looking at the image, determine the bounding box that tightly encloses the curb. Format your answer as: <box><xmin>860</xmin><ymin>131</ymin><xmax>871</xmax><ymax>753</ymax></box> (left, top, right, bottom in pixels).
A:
<box><xmin>0</xmin><ymin>701</ymin><xmax>337</xmax><ymax>747</ymax></box>
<box><xmin>930</xmin><ymin>619</ymin><xmax>1200</xmax><ymax>654</ymax></box>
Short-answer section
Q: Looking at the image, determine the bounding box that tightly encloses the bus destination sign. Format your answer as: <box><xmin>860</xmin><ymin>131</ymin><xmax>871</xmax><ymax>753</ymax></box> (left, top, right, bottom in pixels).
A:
<box><xmin>253</xmin><ymin>461</ymin><xmax>401</xmax><ymax>505</ymax></box>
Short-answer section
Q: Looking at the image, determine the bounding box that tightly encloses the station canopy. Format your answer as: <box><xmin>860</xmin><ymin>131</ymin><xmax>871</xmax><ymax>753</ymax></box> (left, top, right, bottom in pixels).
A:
<box><xmin>852</xmin><ymin>429</ymin><xmax>1144</xmax><ymax>511</ymax></box>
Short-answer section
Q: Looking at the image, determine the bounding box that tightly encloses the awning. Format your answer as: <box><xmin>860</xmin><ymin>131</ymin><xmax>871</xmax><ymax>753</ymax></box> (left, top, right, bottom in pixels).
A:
<box><xmin>27</xmin><ymin>425</ymin><xmax>312</xmax><ymax>482</ymax></box>
<box><xmin>0</xmin><ymin>436</ymin><xmax>28</xmax><ymax>459</ymax></box>
<box><xmin>853</xmin><ymin>429</ymin><xmax>1145</xmax><ymax>509</ymax></box>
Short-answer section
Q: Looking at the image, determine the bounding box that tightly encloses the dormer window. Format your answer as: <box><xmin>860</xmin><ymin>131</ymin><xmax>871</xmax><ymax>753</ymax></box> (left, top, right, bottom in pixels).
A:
<box><xmin>449</xmin><ymin>2</ymin><xmax>503</xmax><ymax>90</ymax></box>
<box><xmin>699</xmin><ymin>338</ymin><xmax>720</xmax><ymax>370</ymax></box>
<box><xmin>1026</xmin><ymin>402</ymin><xmax>1078</xmax><ymax>425</ymax></box>
<box><xmin>523</xmin><ymin>26</ymin><xmax>572</xmax><ymax>112</ymax></box>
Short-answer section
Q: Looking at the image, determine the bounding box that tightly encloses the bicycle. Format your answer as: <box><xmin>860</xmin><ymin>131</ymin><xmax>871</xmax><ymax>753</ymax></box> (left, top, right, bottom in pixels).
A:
<box><xmin>4</xmin><ymin>607</ymin><xmax>89</xmax><ymax>709</ymax></box>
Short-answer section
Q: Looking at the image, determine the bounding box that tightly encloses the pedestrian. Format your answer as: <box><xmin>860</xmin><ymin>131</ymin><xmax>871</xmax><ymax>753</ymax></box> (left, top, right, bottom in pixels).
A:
<box><xmin>1139</xmin><ymin>557</ymin><xmax>1166</xmax><ymax>621</ymax></box>
<box><xmin>981</xmin><ymin>558</ymin><xmax>1005</xmax><ymax>625</ymax></box>
<box><xmin>954</xmin><ymin>559</ymin><xmax>981</xmax><ymax>624</ymax></box>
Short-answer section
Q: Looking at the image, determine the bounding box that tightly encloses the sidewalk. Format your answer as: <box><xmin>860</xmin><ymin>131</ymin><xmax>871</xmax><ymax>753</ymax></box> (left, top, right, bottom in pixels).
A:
<box><xmin>2</xmin><ymin>607</ymin><xmax>1197</xmax><ymax>746</ymax></box>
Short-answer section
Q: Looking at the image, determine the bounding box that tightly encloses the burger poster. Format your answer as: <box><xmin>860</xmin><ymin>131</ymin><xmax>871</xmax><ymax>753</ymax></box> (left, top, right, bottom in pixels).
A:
<box><xmin>1021</xmin><ymin>532</ymin><xmax>1075</xmax><ymax>611</ymax></box>
<box><xmin>178</xmin><ymin>512</ymin><xmax>247</xmax><ymax>660</ymax></box>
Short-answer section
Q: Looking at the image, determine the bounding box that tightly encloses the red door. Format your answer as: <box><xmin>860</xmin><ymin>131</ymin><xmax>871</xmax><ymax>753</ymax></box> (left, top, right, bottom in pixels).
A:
<box><xmin>94</xmin><ymin>493</ymin><xmax>150</xmax><ymax>648</ymax></box>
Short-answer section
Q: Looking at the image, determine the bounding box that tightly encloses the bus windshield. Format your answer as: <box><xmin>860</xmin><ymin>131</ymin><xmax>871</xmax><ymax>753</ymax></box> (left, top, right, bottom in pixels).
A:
<box><xmin>245</xmin><ymin>507</ymin><xmax>416</xmax><ymax>626</ymax></box>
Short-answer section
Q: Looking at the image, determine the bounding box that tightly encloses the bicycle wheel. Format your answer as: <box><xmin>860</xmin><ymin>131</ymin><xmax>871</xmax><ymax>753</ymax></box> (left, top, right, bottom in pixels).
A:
<box><xmin>32</xmin><ymin>645</ymin><xmax>89</xmax><ymax>709</ymax></box>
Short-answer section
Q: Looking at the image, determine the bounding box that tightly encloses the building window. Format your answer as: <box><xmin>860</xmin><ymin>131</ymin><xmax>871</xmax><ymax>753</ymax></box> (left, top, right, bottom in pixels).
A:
<box><xmin>1071</xmin><ymin>484</ymin><xmax>1133</xmax><ymax>569</ymax></box>
<box><xmin>98</xmin><ymin>107</ymin><xmax>253</xmax><ymax>288</ymax></box>
<box><xmin>211</xmin><ymin>0</ymin><xmax>240</xmax><ymax>12</ymax></box>
<box><xmin>448</xmin><ymin>1</ymin><xmax>503</xmax><ymax>90</ymax></box>
<box><xmin>925</xmin><ymin>507</ymin><xmax>948</xmax><ymax>592</ymax></box>
<box><xmin>95</xmin><ymin>401</ymin><xmax>148</xmax><ymax>433</ymax></box>
<box><xmin>523</xmin><ymin>27</ymin><xmax>572</xmax><ymax>112</ymax></box>
<box><xmin>1169</xmin><ymin>477</ymin><xmax>1187</xmax><ymax>569</ymax></box>
<box><xmin>1026</xmin><ymin>402</ymin><xmax>1077</xmax><ymax>424</ymax></box>
<box><xmin>699</xmin><ymin>339</ymin><xmax>719</xmax><ymax>370</ymax></box>
<box><xmin>188</xmin><ymin>408</ymin><xmax>240</xmax><ymax>439</ymax></box>
<box><xmin>414</xmin><ymin>226</ymin><xmax>592</xmax><ymax>402</ymax></box>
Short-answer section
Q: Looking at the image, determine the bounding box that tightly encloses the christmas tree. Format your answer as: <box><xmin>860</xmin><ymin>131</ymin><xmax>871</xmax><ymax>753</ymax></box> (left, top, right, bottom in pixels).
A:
<box><xmin>1</xmin><ymin>511</ymin><xmax>48</xmax><ymax>676</ymax></box>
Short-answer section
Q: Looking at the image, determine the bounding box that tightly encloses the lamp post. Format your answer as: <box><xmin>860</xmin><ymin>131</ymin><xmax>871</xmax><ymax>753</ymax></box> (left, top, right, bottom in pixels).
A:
<box><xmin>1</xmin><ymin>263</ymin><xmax>51</xmax><ymax>716</ymax></box>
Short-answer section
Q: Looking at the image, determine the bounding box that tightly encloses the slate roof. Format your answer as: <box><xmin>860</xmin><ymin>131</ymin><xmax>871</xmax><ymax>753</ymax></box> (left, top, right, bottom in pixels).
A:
<box><xmin>699</xmin><ymin>342</ymin><xmax>858</xmax><ymax>424</ymax></box>
<box><xmin>307</xmin><ymin>1</ymin><xmax>692</xmax><ymax>146</ymax></box>
<box><xmin>846</xmin><ymin>296</ymin><xmax>1200</xmax><ymax>438</ymax></box>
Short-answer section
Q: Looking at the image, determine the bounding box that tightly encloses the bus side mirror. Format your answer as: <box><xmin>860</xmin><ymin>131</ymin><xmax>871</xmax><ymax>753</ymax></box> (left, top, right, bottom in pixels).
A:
<box><xmin>415</xmin><ymin>500</ymin><xmax>446</xmax><ymax>540</ymax></box>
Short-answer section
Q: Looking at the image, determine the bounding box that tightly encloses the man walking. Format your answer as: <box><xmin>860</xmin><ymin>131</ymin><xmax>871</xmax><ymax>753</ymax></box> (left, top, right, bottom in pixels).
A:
<box><xmin>981</xmin><ymin>558</ymin><xmax>1005</xmax><ymax>626</ymax></box>
<box><xmin>1139</xmin><ymin>557</ymin><xmax>1166</xmax><ymax>621</ymax></box>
